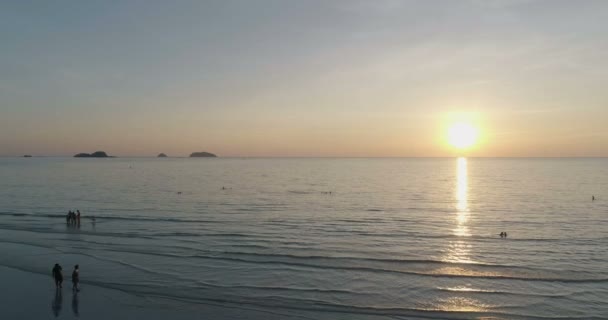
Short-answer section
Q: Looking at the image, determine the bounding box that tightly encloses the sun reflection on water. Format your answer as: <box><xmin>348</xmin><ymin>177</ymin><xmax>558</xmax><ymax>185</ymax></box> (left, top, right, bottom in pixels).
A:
<box><xmin>435</xmin><ymin>158</ymin><xmax>494</xmax><ymax>313</ymax></box>
<box><xmin>434</xmin><ymin>297</ymin><xmax>490</xmax><ymax>312</ymax></box>
<box><xmin>444</xmin><ymin>157</ymin><xmax>475</xmax><ymax>263</ymax></box>
<box><xmin>456</xmin><ymin>157</ymin><xmax>468</xmax><ymax>213</ymax></box>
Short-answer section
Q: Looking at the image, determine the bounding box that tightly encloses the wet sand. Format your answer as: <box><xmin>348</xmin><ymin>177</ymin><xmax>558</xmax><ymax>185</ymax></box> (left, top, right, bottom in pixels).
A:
<box><xmin>0</xmin><ymin>265</ymin><xmax>291</xmax><ymax>320</ymax></box>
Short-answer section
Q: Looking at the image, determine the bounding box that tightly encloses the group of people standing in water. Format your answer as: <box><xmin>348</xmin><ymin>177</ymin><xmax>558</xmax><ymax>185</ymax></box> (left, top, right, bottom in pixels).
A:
<box><xmin>52</xmin><ymin>263</ymin><xmax>80</xmax><ymax>292</ymax></box>
<box><xmin>66</xmin><ymin>210</ymin><xmax>81</xmax><ymax>225</ymax></box>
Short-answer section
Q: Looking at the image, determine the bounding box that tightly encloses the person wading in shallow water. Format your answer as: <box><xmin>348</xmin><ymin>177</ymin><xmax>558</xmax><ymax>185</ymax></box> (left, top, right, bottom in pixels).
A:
<box><xmin>72</xmin><ymin>265</ymin><xmax>80</xmax><ymax>292</ymax></box>
<box><xmin>52</xmin><ymin>263</ymin><xmax>63</xmax><ymax>288</ymax></box>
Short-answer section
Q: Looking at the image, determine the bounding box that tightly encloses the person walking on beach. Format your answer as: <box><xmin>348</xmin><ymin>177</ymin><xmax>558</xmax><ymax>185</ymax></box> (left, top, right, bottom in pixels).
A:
<box><xmin>52</xmin><ymin>263</ymin><xmax>63</xmax><ymax>288</ymax></box>
<box><xmin>72</xmin><ymin>265</ymin><xmax>80</xmax><ymax>292</ymax></box>
<box><xmin>66</xmin><ymin>211</ymin><xmax>71</xmax><ymax>225</ymax></box>
<box><xmin>76</xmin><ymin>210</ymin><xmax>81</xmax><ymax>225</ymax></box>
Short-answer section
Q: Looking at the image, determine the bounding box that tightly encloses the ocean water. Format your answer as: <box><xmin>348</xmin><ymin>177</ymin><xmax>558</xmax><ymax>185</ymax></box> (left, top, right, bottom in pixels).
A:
<box><xmin>0</xmin><ymin>157</ymin><xmax>607</xmax><ymax>319</ymax></box>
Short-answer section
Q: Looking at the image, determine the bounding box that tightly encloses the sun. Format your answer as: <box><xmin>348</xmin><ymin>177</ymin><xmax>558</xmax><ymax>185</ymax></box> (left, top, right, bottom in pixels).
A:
<box><xmin>447</xmin><ymin>122</ymin><xmax>478</xmax><ymax>149</ymax></box>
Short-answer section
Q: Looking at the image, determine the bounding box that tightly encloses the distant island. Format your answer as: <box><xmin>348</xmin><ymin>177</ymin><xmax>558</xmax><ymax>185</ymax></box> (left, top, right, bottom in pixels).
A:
<box><xmin>189</xmin><ymin>151</ymin><xmax>217</xmax><ymax>158</ymax></box>
<box><xmin>74</xmin><ymin>151</ymin><xmax>112</xmax><ymax>158</ymax></box>
<box><xmin>23</xmin><ymin>155</ymin><xmax>32</xmax><ymax>158</ymax></box>
<box><xmin>157</xmin><ymin>153</ymin><xmax>168</xmax><ymax>158</ymax></box>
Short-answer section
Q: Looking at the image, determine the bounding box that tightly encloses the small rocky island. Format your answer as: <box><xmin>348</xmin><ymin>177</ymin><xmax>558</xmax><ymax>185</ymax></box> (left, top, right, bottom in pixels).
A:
<box><xmin>189</xmin><ymin>151</ymin><xmax>217</xmax><ymax>158</ymax></box>
<box><xmin>74</xmin><ymin>151</ymin><xmax>112</xmax><ymax>158</ymax></box>
<box><xmin>157</xmin><ymin>153</ymin><xmax>168</xmax><ymax>158</ymax></box>
<box><xmin>23</xmin><ymin>155</ymin><xmax>32</xmax><ymax>158</ymax></box>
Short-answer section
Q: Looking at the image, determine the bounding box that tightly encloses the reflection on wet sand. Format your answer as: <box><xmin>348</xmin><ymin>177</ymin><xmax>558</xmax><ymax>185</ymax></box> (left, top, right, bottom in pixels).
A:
<box><xmin>72</xmin><ymin>292</ymin><xmax>79</xmax><ymax>317</ymax></box>
<box><xmin>51</xmin><ymin>289</ymin><xmax>62</xmax><ymax>317</ymax></box>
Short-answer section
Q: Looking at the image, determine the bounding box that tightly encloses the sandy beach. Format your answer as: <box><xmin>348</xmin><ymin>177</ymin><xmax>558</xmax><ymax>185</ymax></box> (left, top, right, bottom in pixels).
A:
<box><xmin>1</xmin><ymin>264</ymin><xmax>295</xmax><ymax>320</ymax></box>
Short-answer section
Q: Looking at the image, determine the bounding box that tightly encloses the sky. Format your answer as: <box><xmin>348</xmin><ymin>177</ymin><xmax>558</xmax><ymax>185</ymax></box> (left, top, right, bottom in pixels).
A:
<box><xmin>1</xmin><ymin>0</ymin><xmax>607</xmax><ymax>157</ymax></box>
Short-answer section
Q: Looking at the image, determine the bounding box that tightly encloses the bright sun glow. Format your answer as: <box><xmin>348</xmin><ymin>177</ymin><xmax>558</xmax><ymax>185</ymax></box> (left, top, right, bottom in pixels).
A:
<box><xmin>448</xmin><ymin>123</ymin><xmax>478</xmax><ymax>149</ymax></box>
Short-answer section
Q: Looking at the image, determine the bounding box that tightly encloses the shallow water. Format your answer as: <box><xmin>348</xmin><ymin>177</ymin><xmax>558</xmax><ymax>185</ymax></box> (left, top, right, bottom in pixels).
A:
<box><xmin>0</xmin><ymin>157</ymin><xmax>607</xmax><ymax>319</ymax></box>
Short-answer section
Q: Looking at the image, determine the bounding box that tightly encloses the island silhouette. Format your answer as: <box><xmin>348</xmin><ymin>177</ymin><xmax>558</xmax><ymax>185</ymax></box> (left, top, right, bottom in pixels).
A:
<box><xmin>74</xmin><ymin>151</ymin><xmax>112</xmax><ymax>158</ymax></box>
<box><xmin>189</xmin><ymin>151</ymin><xmax>217</xmax><ymax>157</ymax></box>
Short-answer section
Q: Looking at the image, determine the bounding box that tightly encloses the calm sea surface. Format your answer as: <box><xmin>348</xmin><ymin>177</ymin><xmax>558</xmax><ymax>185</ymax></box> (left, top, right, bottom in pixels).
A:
<box><xmin>0</xmin><ymin>158</ymin><xmax>607</xmax><ymax>319</ymax></box>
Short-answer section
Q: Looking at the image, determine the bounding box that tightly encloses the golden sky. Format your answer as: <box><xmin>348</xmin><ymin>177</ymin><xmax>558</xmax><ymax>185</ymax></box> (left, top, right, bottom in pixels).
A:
<box><xmin>1</xmin><ymin>1</ymin><xmax>607</xmax><ymax>157</ymax></box>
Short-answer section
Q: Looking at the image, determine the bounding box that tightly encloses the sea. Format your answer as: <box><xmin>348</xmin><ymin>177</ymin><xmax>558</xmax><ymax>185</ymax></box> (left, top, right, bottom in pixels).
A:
<box><xmin>0</xmin><ymin>157</ymin><xmax>606</xmax><ymax>319</ymax></box>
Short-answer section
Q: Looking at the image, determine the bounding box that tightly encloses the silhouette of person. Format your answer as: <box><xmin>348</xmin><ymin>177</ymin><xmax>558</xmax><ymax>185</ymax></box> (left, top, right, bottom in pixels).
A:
<box><xmin>52</xmin><ymin>288</ymin><xmax>62</xmax><ymax>317</ymax></box>
<box><xmin>592</xmin><ymin>195</ymin><xmax>595</xmax><ymax>201</ymax></box>
<box><xmin>72</xmin><ymin>291</ymin><xmax>79</xmax><ymax>317</ymax></box>
<box><xmin>76</xmin><ymin>210</ymin><xmax>81</xmax><ymax>225</ymax></box>
<box><xmin>52</xmin><ymin>263</ymin><xmax>63</xmax><ymax>288</ymax></box>
<box><xmin>68</xmin><ymin>211</ymin><xmax>76</xmax><ymax>225</ymax></box>
<box><xmin>72</xmin><ymin>265</ymin><xmax>80</xmax><ymax>292</ymax></box>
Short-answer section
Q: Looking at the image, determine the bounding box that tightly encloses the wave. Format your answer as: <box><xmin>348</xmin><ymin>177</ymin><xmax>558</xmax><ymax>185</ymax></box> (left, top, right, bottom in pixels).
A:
<box><xmin>0</xmin><ymin>224</ymin><xmax>302</xmax><ymax>247</ymax></box>
<box><xmin>207</xmin><ymin>250</ymin><xmax>581</xmax><ymax>274</ymax></box>
<box><xmin>0</xmin><ymin>225</ymin><xmax>159</xmax><ymax>241</ymax></box>
<box><xmin>82</xmin><ymin>246</ymin><xmax>607</xmax><ymax>284</ymax></box>
<box><xmin>189</xmin><ymin>281</ymin><xmax>361</xmax><ymax>296</ymax></box>
<box><xmin>0</xmin><ymin>211</ymin><xmax>220</xmax><ymax>224</ymax></box>
<box><xmin>434</xmin><ymin>286</ymin><xmax>578</xmax><ymax>298</ymax></box>
<box><xmin>210</xmin><ymin>257</ymin><xmax>608</xmax><ymax>283</ymax></box>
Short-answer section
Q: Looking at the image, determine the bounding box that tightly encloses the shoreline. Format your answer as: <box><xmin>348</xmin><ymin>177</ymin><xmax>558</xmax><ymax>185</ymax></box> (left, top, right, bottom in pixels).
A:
<box><xmin>0</xmin><ymin>265</ymin><xmax>297</xmax><ymax>320</ymax></box>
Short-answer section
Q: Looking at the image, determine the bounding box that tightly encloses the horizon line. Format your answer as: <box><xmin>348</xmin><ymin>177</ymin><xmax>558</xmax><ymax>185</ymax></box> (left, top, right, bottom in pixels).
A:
<box><xmin>3</xmin><ymin>155</ymin><xmax>608</xmax><ymax>159</ymax></box>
